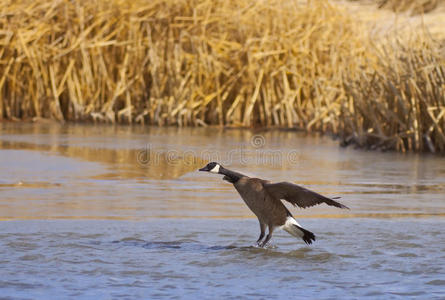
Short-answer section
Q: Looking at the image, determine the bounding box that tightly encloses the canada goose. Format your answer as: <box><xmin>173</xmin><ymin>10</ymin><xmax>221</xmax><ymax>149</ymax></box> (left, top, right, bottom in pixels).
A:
<box><xmin>199</xmin><ymin>162</ymin><xmax>349</xmax><ymax>247</ymax></box>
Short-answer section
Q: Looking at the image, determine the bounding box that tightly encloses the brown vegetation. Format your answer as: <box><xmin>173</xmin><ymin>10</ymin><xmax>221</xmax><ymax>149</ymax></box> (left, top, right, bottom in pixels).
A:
<box><xmin>377</xmin><ymin>0</ymin><xmax>442</xmax><ymax>15</ymax></box>
<box><xmin>0</xmin><ymin>0</ymin><xmax>444</xmax><ymax>152</ymax></box>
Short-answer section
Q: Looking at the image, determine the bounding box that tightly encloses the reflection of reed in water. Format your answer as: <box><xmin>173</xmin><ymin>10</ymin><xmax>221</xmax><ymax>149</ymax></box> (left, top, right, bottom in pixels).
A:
<box><xmin>0</xmin><ymin>140</ymin><xmax>205</xmax><ymax>180</ymax></box>
<box><xmin>66</xmin><ymin>147</ymin><xmax>206</xmax><ymax>180</ymax></box>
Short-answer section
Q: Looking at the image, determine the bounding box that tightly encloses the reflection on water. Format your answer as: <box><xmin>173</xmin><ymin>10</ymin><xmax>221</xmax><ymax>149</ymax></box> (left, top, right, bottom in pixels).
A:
<box><xmin>0</xmin><ymin>122</ymin><xmax>444</xmax><ymax>220</ymax></box>
<box><xmin>1</xmin><ymin>123</ymin><xmax>445</xmax><ymax>298</ymax></box>
<box><xmin>0</xmin><ymin>140</ymin><xmax>204</xmax><ymax>181</ymax></box>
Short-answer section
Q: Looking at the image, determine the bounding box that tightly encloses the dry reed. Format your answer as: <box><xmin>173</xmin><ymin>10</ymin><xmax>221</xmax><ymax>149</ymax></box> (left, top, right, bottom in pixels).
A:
<box><xmin>0</xmin><ymin>0</ymin><xmax>444</xmax><ymax>152</ymax></box>
<box><xmin>377</xmin><ymin>0</ymin><xmax>441</xmax><ymax>15</ymax></box>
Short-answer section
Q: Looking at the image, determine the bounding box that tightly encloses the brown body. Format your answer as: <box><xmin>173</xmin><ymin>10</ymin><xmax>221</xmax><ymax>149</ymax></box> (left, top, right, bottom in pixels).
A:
<box><xmin>234</xmin><ymin>177</ymin><xmax>288</xmax><ymax>228</ymax></box>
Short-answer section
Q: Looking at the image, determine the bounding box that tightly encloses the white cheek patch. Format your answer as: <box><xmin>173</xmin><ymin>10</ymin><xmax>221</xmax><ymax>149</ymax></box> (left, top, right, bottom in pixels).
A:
<box><xmin>210</xmin><ymin>164</ymin><xmax>220</xmax><ymax>173</ymax></box>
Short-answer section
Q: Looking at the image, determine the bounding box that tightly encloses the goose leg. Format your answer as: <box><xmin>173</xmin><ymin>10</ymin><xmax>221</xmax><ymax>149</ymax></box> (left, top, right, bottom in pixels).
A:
<box><xmin>256</xmin><ymin>222</ymin><xmax>266</xmax><ymax>245</ymax></box>
<box><xmin>259</xmin><ymin>226</ymin><xmax>275</xmax><ymax>248</ymax></box>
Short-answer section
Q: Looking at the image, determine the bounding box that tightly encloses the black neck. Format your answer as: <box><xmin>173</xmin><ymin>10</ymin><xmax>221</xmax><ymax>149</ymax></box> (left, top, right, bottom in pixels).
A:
<box><xmin>220</xmin><ymin>167</ymin><xmax>245</xmax><ymax>183</ymax></box>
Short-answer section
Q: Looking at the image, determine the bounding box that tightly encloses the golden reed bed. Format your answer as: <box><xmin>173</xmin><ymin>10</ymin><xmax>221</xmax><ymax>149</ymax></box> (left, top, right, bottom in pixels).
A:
<box><xmin>0</xmin><ymin>0</ymin><xmax>444</xmax><ymax>152</ymax></box>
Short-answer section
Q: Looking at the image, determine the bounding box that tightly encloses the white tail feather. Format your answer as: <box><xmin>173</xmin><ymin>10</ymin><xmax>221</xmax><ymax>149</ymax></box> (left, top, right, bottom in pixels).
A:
<box><xmin>281</xmin><ymin>217</ymin><xmax>304</xmax><ymax>238</ymax></box>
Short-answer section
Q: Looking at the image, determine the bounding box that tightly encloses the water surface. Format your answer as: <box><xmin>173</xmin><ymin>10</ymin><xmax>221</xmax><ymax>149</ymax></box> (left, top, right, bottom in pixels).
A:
<box><xmin>0</xmin><ymin>123</ymin><xmax>444</xmax><ymax>299</ymax></box>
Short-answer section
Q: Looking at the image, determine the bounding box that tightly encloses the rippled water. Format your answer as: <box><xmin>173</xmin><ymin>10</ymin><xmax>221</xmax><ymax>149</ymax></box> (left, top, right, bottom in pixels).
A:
<box><xmin>1</xmin><ymin>123</ymin><xmax>444</xmax><ymax>299</ymax></box>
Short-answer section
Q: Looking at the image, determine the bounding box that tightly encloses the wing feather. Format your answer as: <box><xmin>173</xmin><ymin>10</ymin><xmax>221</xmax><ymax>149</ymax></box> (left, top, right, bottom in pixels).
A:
<box><xmin>263</xmin><ymin>182</ymin><xmax>349</xmax><ymax>209</ymax></box>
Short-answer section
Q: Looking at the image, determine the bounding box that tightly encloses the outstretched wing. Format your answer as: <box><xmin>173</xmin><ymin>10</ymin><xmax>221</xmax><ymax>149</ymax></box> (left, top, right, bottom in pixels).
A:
<box><xmin>263</xmin><ymin>182</ymin><xmax>349</xmax><ymax>209</ymax></box>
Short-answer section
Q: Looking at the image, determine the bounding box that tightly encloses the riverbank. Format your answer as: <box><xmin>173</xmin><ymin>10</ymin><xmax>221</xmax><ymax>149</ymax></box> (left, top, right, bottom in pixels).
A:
<box><xmin>0</xmin><ymin>0</ymin><xmax>444</xmax><ymax>152</ymax></box>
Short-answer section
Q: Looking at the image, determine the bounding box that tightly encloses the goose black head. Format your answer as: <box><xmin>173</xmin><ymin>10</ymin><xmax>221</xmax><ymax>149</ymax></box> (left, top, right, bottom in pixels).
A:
<box><xmin>199</xmin><ymin>162</ymin><xmax>221</xmax><ymax>174</ymax></box>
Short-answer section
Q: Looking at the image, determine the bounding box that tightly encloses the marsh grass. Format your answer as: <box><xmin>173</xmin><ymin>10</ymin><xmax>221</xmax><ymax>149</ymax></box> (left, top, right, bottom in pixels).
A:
<box><xmin>377</xmin><ymin>0</ymin><xmax>441</xmax><ymax>15</ymax></box>
<box><xmin>0</xmin><ymin>0</ymin><xmax>444</xmax><ymax>152</ymax></box>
